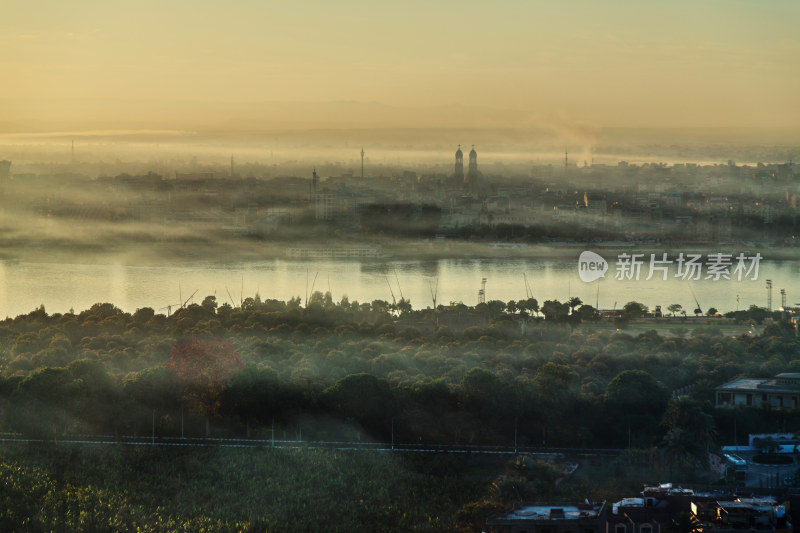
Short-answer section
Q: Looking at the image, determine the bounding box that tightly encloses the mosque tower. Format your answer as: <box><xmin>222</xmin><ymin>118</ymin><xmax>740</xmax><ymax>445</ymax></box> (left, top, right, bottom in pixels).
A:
<box><xmin>454</xmin><ymin>145</ymin><xmax>464</xmax><ymax>186</ymax></box>
<box><xmin>466</xmin><ymin>145</ymin><xmax>479</xmax><ymax>191</ymax></box>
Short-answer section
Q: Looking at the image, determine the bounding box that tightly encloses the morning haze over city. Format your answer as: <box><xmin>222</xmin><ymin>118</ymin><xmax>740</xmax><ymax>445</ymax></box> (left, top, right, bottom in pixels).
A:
<box><xmin>1</xmin><ymin>1</ymin><xmax>800</xmax><ymax>532</ymax></box>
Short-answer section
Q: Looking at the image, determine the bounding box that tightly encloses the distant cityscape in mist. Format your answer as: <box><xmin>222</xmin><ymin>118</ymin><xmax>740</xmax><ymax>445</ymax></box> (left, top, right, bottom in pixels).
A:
<box><xmin>0</xmin><ymin>135</ymin><xmax>797</xmax><ymax>266</ymax></box>
<box><xmin>4</xmin><ymin>0</ymin><xmax>798</xmax><ymax>257</ymax></box>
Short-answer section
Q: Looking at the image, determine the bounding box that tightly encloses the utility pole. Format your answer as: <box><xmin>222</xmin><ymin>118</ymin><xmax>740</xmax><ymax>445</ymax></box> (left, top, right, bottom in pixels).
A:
<box><xmin>361</xmin><ymin>147</ymin><xmax>365</xmax><ymax>179</ymax></box>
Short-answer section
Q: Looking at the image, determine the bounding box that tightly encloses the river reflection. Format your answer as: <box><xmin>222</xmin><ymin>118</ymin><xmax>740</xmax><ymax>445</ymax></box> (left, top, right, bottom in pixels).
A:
<box><xmin>0</xmin><ymin>255</ymin><xmax>797</xmax><ymax>318</ymax></box>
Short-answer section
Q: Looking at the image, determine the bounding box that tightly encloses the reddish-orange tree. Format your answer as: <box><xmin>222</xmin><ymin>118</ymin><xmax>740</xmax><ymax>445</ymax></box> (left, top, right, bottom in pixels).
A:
<box><xmin>166</xmin><ymin>338</ymin><xmax>243</xmax><ymax>435</ymax></box>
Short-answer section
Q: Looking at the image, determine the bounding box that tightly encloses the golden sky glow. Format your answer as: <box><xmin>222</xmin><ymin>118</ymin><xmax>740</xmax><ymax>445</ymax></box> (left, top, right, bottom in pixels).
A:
<box><xmin>2</xmin><ymin>0</ymin><xmax>799</xmax><ymax>130</ymax></box>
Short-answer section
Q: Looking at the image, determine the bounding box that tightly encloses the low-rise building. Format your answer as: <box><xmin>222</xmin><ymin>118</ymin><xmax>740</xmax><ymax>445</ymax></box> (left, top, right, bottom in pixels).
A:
<box><xmin>715</xmin><ymin>373</ymin><xmax>800</xmax><ymax>409</ymax></box>
<box><xmin>488</xmin><ymin>484</ymin><xmax>792</xmax><ymax>533</ymax></box>
<box><xmin>486</xmin><ymin>502</ymin><xmax>606</xmax><ymax>533</ymax></box>
<box><xmin>607</xmin><ymin>496</ymin><xmax>671</xmax><ymax>533</ymax></box>
<box><xmin>691</xmin><ymin>497</ymin><xmax>791</xmax><ymax>533</ymax></box>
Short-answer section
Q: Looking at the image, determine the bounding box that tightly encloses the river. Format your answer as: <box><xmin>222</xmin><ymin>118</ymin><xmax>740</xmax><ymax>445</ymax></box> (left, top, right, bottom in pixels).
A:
<box><xmin>0</xmin><ymin>251</ymin><xmax>797</xmax><ymax>318</ymax></box>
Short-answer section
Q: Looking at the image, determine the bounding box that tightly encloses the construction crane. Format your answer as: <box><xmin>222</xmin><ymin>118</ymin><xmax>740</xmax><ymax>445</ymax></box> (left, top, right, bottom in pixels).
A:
<box><xmin>429</xmin><ymin>277</ymin><xmax>439</xmax><ymax>328</ymax></box>
<box><xmin>523</xmin><ymin>272</ymin><xmax>533</xmax><ymax>299</ymax></box>
<box><xmin>182</xmin><ymin>289</ymin><xmax>198</xmax><ymax>308</ymax></box>
<box><xmin>225</xmin><ymin>287</ymin><xmax>236</xmax><ymax>308</ymax></box>
<box><xmin>159</xmin><ymin>303</ymin><xmax>180</xmax><ymax>317</ymax></box>
<box><xmin>305</xmin><ymin>270</ymin><xmax>319</xmax><ymax>307</ymax></box>
<box><xmin>385</xmin><ymin>275</ymin><xmax>397</xmax><ymax>312</ymax></box>
<box><xmin>689</xmin><ymin>285</ymin><xmax>702</xmax><ymax>316</ymax></box>
<box><xmin>393</xmin><ymin>268</ymin><xmax>405</xmax><ymax>302</ymax></box>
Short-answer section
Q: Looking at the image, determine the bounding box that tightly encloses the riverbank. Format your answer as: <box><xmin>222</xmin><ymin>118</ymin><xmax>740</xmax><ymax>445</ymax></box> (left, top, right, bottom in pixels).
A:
<box><xmin>4</xmin><ymin>235</ymin><xmax>797</xmax><ymax>266</ymax></box>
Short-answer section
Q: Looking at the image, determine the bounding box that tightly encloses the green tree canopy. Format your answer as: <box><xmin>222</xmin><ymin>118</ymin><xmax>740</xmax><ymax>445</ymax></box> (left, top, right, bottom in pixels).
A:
<box><xmin>320</xmin><ymin>373</ymin><xmax>397</xmax><ymax>435</ymax></box>
<box><xmin>622</xmin><ymin>301</ymin><xmax>649</xmax><ymax>319</ymax></box>
<box><xmin>605</xmin><ymin>369</ymin><xmax>669</xmax><ymax>415</ymax></box>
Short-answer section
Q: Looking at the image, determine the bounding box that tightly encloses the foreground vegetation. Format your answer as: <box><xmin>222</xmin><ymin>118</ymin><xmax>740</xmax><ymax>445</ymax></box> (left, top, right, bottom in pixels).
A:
<box><xmin>0</xmin><ymin>295</ymin><xmax>798</xmax><ymax>530</ymax></box>
<box><xmin>0</xmin><ymin>444</ymin><xmax>486</xmax><ymax>532</ymax></box>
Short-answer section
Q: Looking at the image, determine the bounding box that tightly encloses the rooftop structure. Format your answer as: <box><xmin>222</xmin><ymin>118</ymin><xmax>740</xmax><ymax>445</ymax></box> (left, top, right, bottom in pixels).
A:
<box><xmin>487</xmin><ymin>484</ymin><xmax>791</xmax><ymax>533</ymax></box>
<box><xmin>692</xmin><ymin>497</ymin><xmax>791</xmax><ymax>533</ymax></box>
<box><xmin>486</xmin><ymin>502</ymin><xmax>606</xmax><ymax>533</ymax></box>
<box><xmin>716</xmin><ymin>373</ymin><xmax>800</xmax><ymax>409</ymax></box>
<box><xmin>609</xmin><ymin>494</ymin><xmax>672</xmax><ymax>533</ymax></box>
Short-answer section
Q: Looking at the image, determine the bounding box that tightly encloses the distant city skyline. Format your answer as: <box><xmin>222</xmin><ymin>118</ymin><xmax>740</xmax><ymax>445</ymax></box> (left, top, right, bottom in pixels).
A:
<box><xmin>2</xmin><ymin>0</ymin><xmax>799</xmax><ymax>132</ymax></box>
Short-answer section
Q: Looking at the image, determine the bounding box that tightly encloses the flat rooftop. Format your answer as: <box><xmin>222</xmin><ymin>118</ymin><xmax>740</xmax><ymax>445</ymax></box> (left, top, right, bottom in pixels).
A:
<box><xmin>716</xmin><ymin>377</ymin><xmax>800</xmax><ymax>394</ymax></box>
<box><xmin>493</xmin><ymin>503</ymin><xmax>604</xmax><ymax>521</ymax></box>
<box><xmin>717</xmin><ymin>378</ymin><xmax>769</xmax><ymax>390</ymax></box>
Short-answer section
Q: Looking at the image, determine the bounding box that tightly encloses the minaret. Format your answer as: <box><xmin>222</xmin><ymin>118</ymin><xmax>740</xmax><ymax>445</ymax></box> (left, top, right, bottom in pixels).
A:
<box><xmin>468</xmin><ymin>145</ymin><xmax>478</xmax><ymax>174</ymax></box>
<box><xmin>361</xmin><ymin>147</ymin><xmax>365</xmax><ymax>179</ymax></box>
<box><xmin>454</xmin><ymin>145</ymin><xmax>464</xmax><ymax>186</ymax></box>
<box><xmin>311</xmin><ymin>168</ymin><xmax>319</xmax><ymax>219</ymax></box>
<box><xmin>312</xmin><ymin>168</ymin><xmax>318</xmax><ymax>195</ymax></box>
<box><xmin>467</xmin><ymin>145</ymin><xmax>478</xmax><ymax>191</ymax></box>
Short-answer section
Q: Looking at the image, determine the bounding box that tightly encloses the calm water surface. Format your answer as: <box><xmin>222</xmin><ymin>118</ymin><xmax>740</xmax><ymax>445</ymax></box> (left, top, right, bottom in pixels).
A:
<box><xmin>0</xmin><ymin>255</ymin><xmax>797</xmax><ymax>318</ymax></box>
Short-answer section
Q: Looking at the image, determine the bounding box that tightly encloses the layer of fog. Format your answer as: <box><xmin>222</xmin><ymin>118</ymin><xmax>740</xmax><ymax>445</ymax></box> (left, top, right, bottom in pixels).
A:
<box><xmin>2</xmin><ymin>127</ymin><xmax>799</xmax><ymax>173</ymax></box>
<box><xmin>0</xmin><ymin>128</ymin><xmax>795</xmax><ymax>276</ymax></box>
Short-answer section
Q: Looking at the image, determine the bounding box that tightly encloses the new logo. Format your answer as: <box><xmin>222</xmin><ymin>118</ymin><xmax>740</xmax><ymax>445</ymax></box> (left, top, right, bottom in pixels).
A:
<box><xmin>578</xmin><ymin>251</ymin><xmax>608</xmax><ymax>282</ymax></box>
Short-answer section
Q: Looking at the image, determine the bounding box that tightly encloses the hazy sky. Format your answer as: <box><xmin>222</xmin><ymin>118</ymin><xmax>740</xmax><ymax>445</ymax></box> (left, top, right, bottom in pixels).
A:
<box><xmin>3</xmin><ymin>0</ymin><xmax>799</xmax><ymax>130</ymax></box>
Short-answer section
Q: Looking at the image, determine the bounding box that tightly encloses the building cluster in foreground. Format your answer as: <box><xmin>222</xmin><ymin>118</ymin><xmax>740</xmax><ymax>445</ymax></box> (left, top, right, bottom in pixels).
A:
<box><xmin>487</xmin><ymin>484</ymin><xmax>793</xmax><ymax>533</ymax></box>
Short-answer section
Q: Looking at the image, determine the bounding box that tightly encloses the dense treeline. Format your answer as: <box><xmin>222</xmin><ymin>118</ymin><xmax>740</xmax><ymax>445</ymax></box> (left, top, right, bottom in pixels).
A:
<box><xmin>0</xmin><ymin>295</ymin><xmax>797</xmax><ymax>450</ymax></box>
<box><xmin>1</xmin><ymin>295</ymin><xmax>799</xmax><ymax>531</ymax></box>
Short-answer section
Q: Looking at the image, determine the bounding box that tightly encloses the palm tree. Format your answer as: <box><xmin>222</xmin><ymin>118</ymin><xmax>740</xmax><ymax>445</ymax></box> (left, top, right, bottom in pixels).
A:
<box><xmin>567</xmin><ymin>296</ymin><xmax>583</xmax><ymax>315</ymax></box>
<box><xmin>396</xmin><ymin>298</ymin><xmax>412</xmax><ymax>316</ymax></box>
<box><xmin>520</xmin><ymin>297</ymin><xmax>539</xmax><ymax>318</ymax></box>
